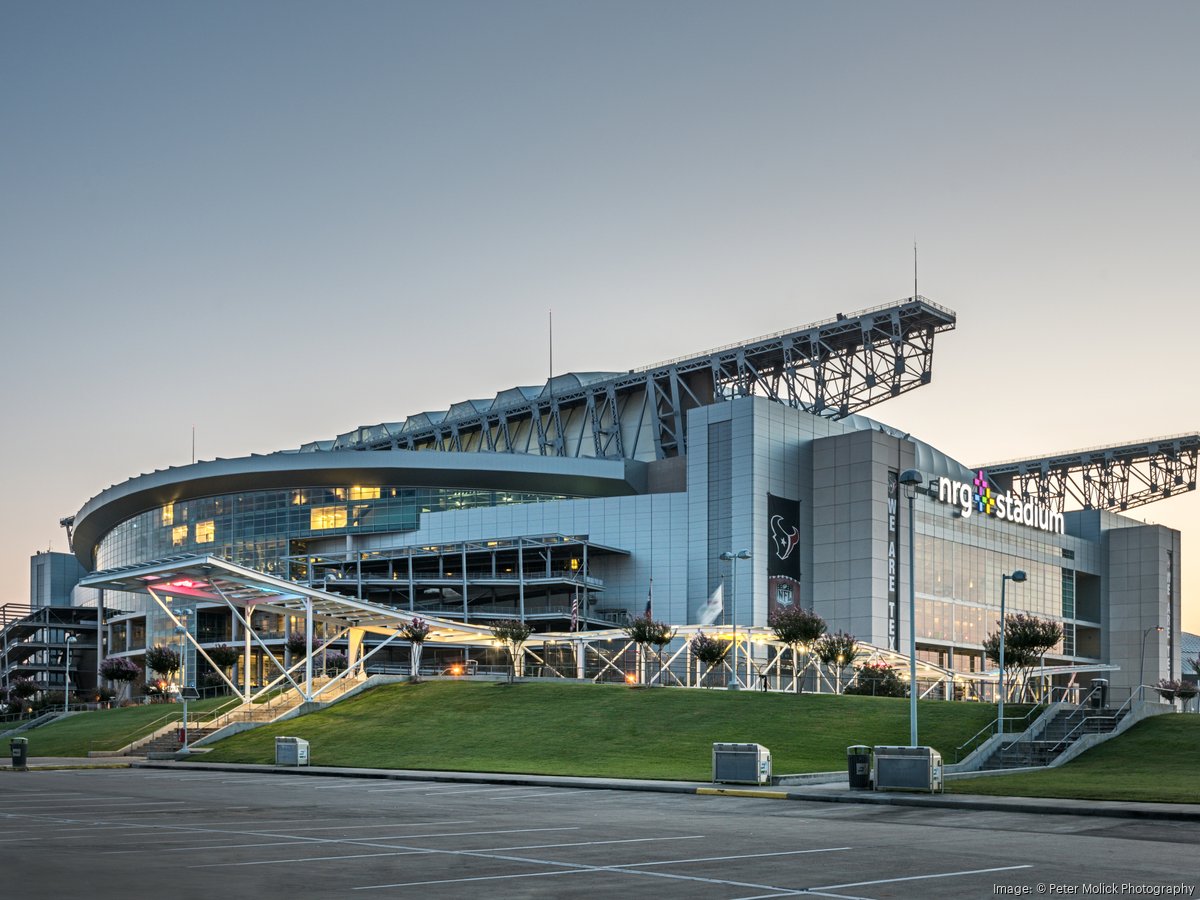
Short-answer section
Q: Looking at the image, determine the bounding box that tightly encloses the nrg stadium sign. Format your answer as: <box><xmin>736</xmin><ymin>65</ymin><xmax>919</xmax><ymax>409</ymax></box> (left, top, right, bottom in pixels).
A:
<box><xmin>937</xmin><ymin>470</ymin><xmax>1065</xmax><ymax>535</ymax></box>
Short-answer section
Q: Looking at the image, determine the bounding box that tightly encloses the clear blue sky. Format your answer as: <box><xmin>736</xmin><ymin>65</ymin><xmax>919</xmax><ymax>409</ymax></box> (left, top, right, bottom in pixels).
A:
<box><xmin>2</xmin><ymin>1</ymin><xmax>1197</xmax><ymax>629</ymax></box>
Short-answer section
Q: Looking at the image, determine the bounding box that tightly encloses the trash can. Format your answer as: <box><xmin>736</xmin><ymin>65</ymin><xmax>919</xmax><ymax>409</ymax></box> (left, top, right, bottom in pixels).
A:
<box><xmin>9</xmin><ymin>737</ymin><xmax>29</xmax><ymax>771</ymax></box>
<box><xmin>1090</xmin><ymin>678</ymin><xmax>1109</xmax><ymax>709</ymax></box>
<box><xmin>846</xmin><ymin>745</ymin><xmax>873</xmax><ymax>790</ymax></box>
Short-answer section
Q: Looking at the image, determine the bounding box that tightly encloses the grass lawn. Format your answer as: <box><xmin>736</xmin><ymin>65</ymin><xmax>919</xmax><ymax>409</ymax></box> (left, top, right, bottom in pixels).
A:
<box><xmin>3</xmin><ymin>696</ymin><xmax>232</xmax><ymax>758</ymax></box>
<box><xmin>946</xmin><ymin>714</ymin><xmax>1200</xmax><ymax>804</ymax></box>
<box><xmin>196</xmin><ymin>681</ymin><xmax>1009</xmax><ymax>780</ymax></box>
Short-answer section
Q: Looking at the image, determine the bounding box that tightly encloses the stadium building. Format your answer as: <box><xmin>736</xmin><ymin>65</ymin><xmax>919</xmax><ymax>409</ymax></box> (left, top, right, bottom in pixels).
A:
<box><xmin>9</xmin><ymin>297</ymin><xmax>1194</xmax><ymax>706</ymax></box>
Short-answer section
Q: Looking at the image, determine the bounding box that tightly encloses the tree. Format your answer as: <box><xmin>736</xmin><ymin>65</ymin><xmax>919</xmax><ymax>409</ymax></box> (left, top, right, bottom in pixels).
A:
<box><xmin>1155</xmin><ymin>679</ymin><xmax>1199</xmax><ymax>712</ymax></box>
<box><xmin>689</xmin><ymin>632</ymin><xmax>729</xmax><ymax>688</ymax></box>
<box><xmin>401</xmin><ymin>617</ymin><xmax>431</xmax><ymax>682</ymax></box>
<box><xmin>622</xmin><ymin>615</ymin><xmax>676</xmax><ymax>685</ymax></box>
<box><xmin>768</xmin><ymin>606</ymin><xmax>826</xmax><ymax>692</ymax></box>
<box><xmin>983</xmin><ymin>614</ymin><xmax>1063</xmax><ymax>701</ymax></box>
<box><xmin>144</xmin><ymin>645</ymin><xmax>181</xmax><ymax>680</ymax></box>
<box><xmin>814</xmin><ymin>631</ymin><xmax>859</xmax><ymax>693</ymax></box>
<box><xmin>99</xmin><ymin>656</ymin><xmax>142</xmax><ymax>701</ymax></box>
<box><xmin>207</xmin><ymin>644</ymin><xmax>240</xmax><ymax>670</ymax></box>
<box><xmin>490</xmin><ymin>619</ymin><xmax>532</xmax><ymax>683</ymax></box>
<box><xmin>322</xmin><ymin>651</ymin><xmax>349</xmax><ymax>675</ymax></box>
<box><xmin>9</xmin><ymin>677</ymin><xmax>38</xmax><ymax>701</ymax></box>
<box><xmin>285</xmin><ymin>632</ymin><xmax>308</xmax><ymax>657</ymax></box>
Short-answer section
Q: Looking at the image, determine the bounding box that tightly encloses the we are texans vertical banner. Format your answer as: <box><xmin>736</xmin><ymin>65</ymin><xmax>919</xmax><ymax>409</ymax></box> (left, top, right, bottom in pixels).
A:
<box><xmin>767</xmin><ymin>494</ymin><xmax>802</xmax><ymax>618</ymax></box>
<box><xmin>887</xmin><ymin>471</ymin><xmax>900</xmax><ymax>651</ymax></box>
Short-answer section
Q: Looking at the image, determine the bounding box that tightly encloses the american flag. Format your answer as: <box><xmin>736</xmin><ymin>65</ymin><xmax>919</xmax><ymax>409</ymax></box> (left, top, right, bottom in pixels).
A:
<box><xmin>645</xmin><ymin>577</ymin><xmax>653</xmax><ymax>618</ymax></box>
<box><xmin>570</xmin><ymin>592</ymin><xmax>579</xmax><ymax>632</ymax></box>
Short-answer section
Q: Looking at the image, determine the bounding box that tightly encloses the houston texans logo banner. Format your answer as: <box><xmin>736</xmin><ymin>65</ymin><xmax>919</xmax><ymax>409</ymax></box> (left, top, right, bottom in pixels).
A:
<box><xmin>767</xmin><ymin>493</ymin><xmax>802</xmax><ymax>617</ymax></box>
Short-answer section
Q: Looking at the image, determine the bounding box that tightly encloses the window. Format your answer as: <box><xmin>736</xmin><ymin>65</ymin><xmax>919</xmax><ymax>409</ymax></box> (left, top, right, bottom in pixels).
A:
<box><xmin>310</xmin><ymin>506</ymin><xmax>347</xmax><ymax>530</ymax></box>
<box><xmin>349</xmin><ymin>486</ymin><xmax>380</xmax><ymax>500</ymax></box>
<box><xmin>171</xmin><ymin>525</ymin><xmax>188</xmax><ymax>546</ymax></box>
<box><xmin>161</xmin><ymin>504</ymin><xmax>174</xmax><ymax>526</ymax></box>
<box><xmin>196</xmin><ymin>520</ymin><xmax>215</xmax><ymax>544</ymax></box>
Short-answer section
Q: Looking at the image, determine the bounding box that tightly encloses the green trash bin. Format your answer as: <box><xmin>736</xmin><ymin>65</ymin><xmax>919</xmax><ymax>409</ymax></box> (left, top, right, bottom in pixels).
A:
<box><xmin>10</xmin><ymin>737</ymin><xmax>29</xmax><ymax>771</ymax></box>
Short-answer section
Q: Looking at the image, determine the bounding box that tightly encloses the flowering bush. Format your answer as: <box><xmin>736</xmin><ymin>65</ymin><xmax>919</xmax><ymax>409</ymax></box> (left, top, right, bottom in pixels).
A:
<box><xmin>768</xmin><ymin>606</ymin><xmax>826</xmax><ymax>648</ymax></box>
<box><xmin>401</xmin><ymin>617</ymin><xmax>430</xmax><ymax>643</ymax></box>
<box><xmin>99</xmin><ymin>656</ymin><xmax>142</xmax><ymax>682</ymax></box>
<box><xmin>1155</xmin><ymin>678</ymin><xmax>1199</xmax><ymax>709</ymax></box>
<box><xmin>689</xmin><ymin>631</ymin><xmax>729</xmax><ymax>666</ymax></box>
<box><xmin>689</xmin><ymin>632</ymin><xmax>729</xmax><ymax>688</ymax></box>
<box><xmin>207</xmin><ymin>644</ymin><xmax>240</xmax><ymax>669</ymax></box>
<box><xmin>144</xmin><ymin>645</ymin><xmax>180</xmax><ymax>677</ymax></box>
<box><xmin>285</xmin><ymin>632</ymin><xmax>308</xmax><ymax>655</ymax></box>
<box><xmin>9</xmin><ymin>677</ymin><xmax>38</xmax><ymax>700</ymax></box>
<box><xmin>845</xmin><ymin>660</ymin><xmax>907</xmax><ymax>698</ymax></box>
<box><xmin>323</xmin><ymin>651</ymin><xmax>349</xmax><ymax>674</ymax></box>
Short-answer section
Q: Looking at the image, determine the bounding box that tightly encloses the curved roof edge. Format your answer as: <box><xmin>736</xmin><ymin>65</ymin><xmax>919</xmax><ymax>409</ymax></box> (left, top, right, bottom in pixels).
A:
<box><xmin>72</xmin><ymin>451</ymin><xmax>647</xmax><ymax>568</ymax></box>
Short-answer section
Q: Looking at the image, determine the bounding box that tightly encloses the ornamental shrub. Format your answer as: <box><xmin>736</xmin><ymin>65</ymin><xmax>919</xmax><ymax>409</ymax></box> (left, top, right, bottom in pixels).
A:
<box><xmin>144</xmin><ymin>645</ymin><xmax>180</xmax><ymax>677</ymax></box>
<box><xmin>689</xmin><ymin>632</ymin><xmax>730</xmax><ymax>688</ymax></box>
<box><xmin>845</xmin><ymin>660</ymin><xmax>907</xmax><ymax>698</ymax></box>
<box><xmin>768</xmin><ymin>605</ymin><xmax>826</xmax><ymax>649</ymax></box>
<box><xmin>207</xmin><ymin>644</ymin><xmax>240</xmax><ymax>669</ymax></box>
<box><xmin>99</xmin><ymin>656</ymin><xmax>142</xmax><ymax>683</ymax></box>
<box><xmin>490</xmin><ymin>619</ymin><xmax>533</xmax><ymax>682</ymax></box>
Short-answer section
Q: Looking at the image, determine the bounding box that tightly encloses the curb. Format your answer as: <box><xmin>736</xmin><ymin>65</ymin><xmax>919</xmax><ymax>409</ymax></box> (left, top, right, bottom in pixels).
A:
<box><xmin>130</xmin><ymin>760</ymin><xmax>1200</xmax><ymax>821</ymax></box>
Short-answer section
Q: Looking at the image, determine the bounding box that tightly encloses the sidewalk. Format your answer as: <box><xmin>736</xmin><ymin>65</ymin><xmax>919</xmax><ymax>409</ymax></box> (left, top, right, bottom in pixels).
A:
<box><xmin>116</xmin><ymin>758</ymin><xmax>1200</xmax><ymax>823</ymax></box>
<box><xmin>0</xmin><ymin>756</ymin><xmax>132</xmax><ymax>770</ymax></box>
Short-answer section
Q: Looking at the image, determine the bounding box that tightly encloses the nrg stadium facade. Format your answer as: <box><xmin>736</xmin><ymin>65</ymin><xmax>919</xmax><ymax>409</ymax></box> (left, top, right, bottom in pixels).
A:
<box><xmin>58</xmin><ymin>297</ymin><xmax>1194</xmax><ymax>698</ymax></box>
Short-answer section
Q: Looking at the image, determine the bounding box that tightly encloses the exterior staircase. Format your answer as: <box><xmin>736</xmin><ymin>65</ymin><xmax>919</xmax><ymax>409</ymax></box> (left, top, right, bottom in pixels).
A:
<box><xmin>132</xmin><ymin>726</ymin><xmax>220</xmax><ymax>757</ymax></box>
<box><xmin>979</xmin><ymin>704</ymin><xmax>1130</xmax><ymax>770</ymax></box>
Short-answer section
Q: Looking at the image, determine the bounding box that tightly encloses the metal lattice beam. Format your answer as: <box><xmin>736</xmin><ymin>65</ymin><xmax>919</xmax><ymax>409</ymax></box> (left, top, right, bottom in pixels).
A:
<box><xmin>307</xmin><ymin>296</ymin><xmax>956</xmax><ymax>462</ymax></box>
<box><xmin>981</xmin><ymin>434</ymin><xmax>1200</xmax><ymax>513</ymax></box>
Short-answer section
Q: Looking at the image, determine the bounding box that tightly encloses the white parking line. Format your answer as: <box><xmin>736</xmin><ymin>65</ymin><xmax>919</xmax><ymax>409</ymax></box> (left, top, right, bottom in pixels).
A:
<box><xmin>425</xmin><ymin>785</ymin><xmax>549</xmax><ymax>796</ymax></box>
<box><xmin>808</xmin><ymin>864</ymin><xmax>1035</xmax><ymax>891</ymax></box>
<box><xmin>623</xmin><ymin>847</ymin><xmax>853</xmax><ymax>869</ymax></box>
<box><xmin>365</xmin><ymin>784</ymin><xmax>443</xmax><ymax>793</ymax></box>
<box><xmin>489</xmin><ymin>789</ymin><xmax>608</xmax><ymax>800</ymax></box>
<box><xmin>116</xmin><ymin>824</ymin><xmax>582</xmax><ymax>855</ymax></box>
<box><xmin>351</xmin><ymin>844</ymin><xmax>852</xmax><ymax>893</ymax></box>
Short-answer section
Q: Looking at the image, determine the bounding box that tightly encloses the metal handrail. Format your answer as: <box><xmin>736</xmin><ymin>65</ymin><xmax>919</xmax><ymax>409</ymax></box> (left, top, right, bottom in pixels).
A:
<box><xmin>952</xmin><ymin>685</ymin><xmax>1085</xmax><ymax>763</ymax></box>
<box><xmin>990</xmin><ymin>683</ymin><xmax>1128</xmax><ymax>764</ymax></box>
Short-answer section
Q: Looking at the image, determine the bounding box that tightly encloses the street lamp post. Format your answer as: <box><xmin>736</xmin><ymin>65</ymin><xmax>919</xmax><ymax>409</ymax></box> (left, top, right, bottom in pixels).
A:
<box><xmin>174</xmin><ymin>624</ymin><xmax>189</xmax><ymax>751</ymax></box>
<box><xmin>719</xmin><ymin>549</ymin><xmax>752</xmax><ymax>689</ymax></box>
<box><xmin>64</xmin><ymin>634</ymin><xmax>77</xmax><ymax>713</ymax></box>
<box><xmin>898</xmin><ymin>469</ymin><xmax>923</xmax><ymax>746</ymax></box>
<box><xmin>997</xmin><ymin>569</ymin><xmax>1028</xmax><ymax>738</ymax></box>
<box><xmin>1139</xmin><ymin>625</ymin><xmax>1164</xmax><ymax>697</ymax></box>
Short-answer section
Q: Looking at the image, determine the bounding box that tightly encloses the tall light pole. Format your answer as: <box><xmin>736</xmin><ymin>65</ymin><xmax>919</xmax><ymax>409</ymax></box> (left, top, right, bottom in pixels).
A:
<box><xmin>64</xmin><ymin>634</ymin><xmax>77</xmax><ymax>713</ymax></box>
<box><xmin>720</xmin><ymin>549</ymin><xmax>752</xmax><ymax>690</ymax></box>
<box><xmin>174</xmin><ymin>624</ymin><xmax>189</xmax><ymax>751</ymax></box>
<box><xmin>997</xmin><ymin>569</ymin><xmax>1027</xmax><ymax>737</ymax></box>
<box><xmin>1139</xmin><ymin>625</ymin><xmax>1164</xmax><ymax>696</ymax></box>
<box><xmin>899</xmin><ymin>469</ymin><xmax>923</xmax><ymax>746</ymax></box>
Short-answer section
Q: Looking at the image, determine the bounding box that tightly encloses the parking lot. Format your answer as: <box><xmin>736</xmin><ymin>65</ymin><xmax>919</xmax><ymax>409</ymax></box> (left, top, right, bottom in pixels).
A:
<box><xmin>1</xmin><ymin>767</ymin><xmax>1197</xmax><ymax>899</ymax></box>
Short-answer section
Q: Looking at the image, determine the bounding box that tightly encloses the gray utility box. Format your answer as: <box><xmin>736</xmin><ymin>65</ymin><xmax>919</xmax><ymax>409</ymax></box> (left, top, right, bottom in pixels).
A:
<box><xmin>873</xmin><ymin>745</ymin><xmax>943</xmax><ymax>793</ymax></box>
<box><xmin>275</xmin><ymin>736</ymin><xmax>310</xmax><ymax>767</ymax></box>
<box><xmin>712</xmin><ymin>743</ymin><xmax>772</xmax><ymax>785</ymax></box>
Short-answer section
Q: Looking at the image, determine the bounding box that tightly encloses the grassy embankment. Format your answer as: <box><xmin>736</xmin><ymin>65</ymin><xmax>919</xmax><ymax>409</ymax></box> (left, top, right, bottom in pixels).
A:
<box><xmin>946</xmin><ymin>714</ymin><xmax>1200</xmax><ymax>804</ymax></box>
<box><xmin>195</xmin><ymin>681</ymin><xmax>1007</xmax><ymax>780</ymax></box>
<box><xmin>3</xmin><ymin>696</ymin><xmax>231</xmax><ymax>758</ymax></box>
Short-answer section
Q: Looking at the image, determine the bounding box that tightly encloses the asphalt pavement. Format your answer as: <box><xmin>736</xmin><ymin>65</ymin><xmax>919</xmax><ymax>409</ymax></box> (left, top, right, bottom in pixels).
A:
<box><xmin>2</xmin><ymin>764</ymin><xmax>1197</xmax><ymax>900</ymax></box>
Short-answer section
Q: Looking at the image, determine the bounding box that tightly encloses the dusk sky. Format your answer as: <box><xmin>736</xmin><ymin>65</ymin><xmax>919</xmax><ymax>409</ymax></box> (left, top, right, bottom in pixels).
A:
<box><xmin>2</xmin><ymin>2</ymin><xmax>1197</xmax><ymax>630</ymax></box>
